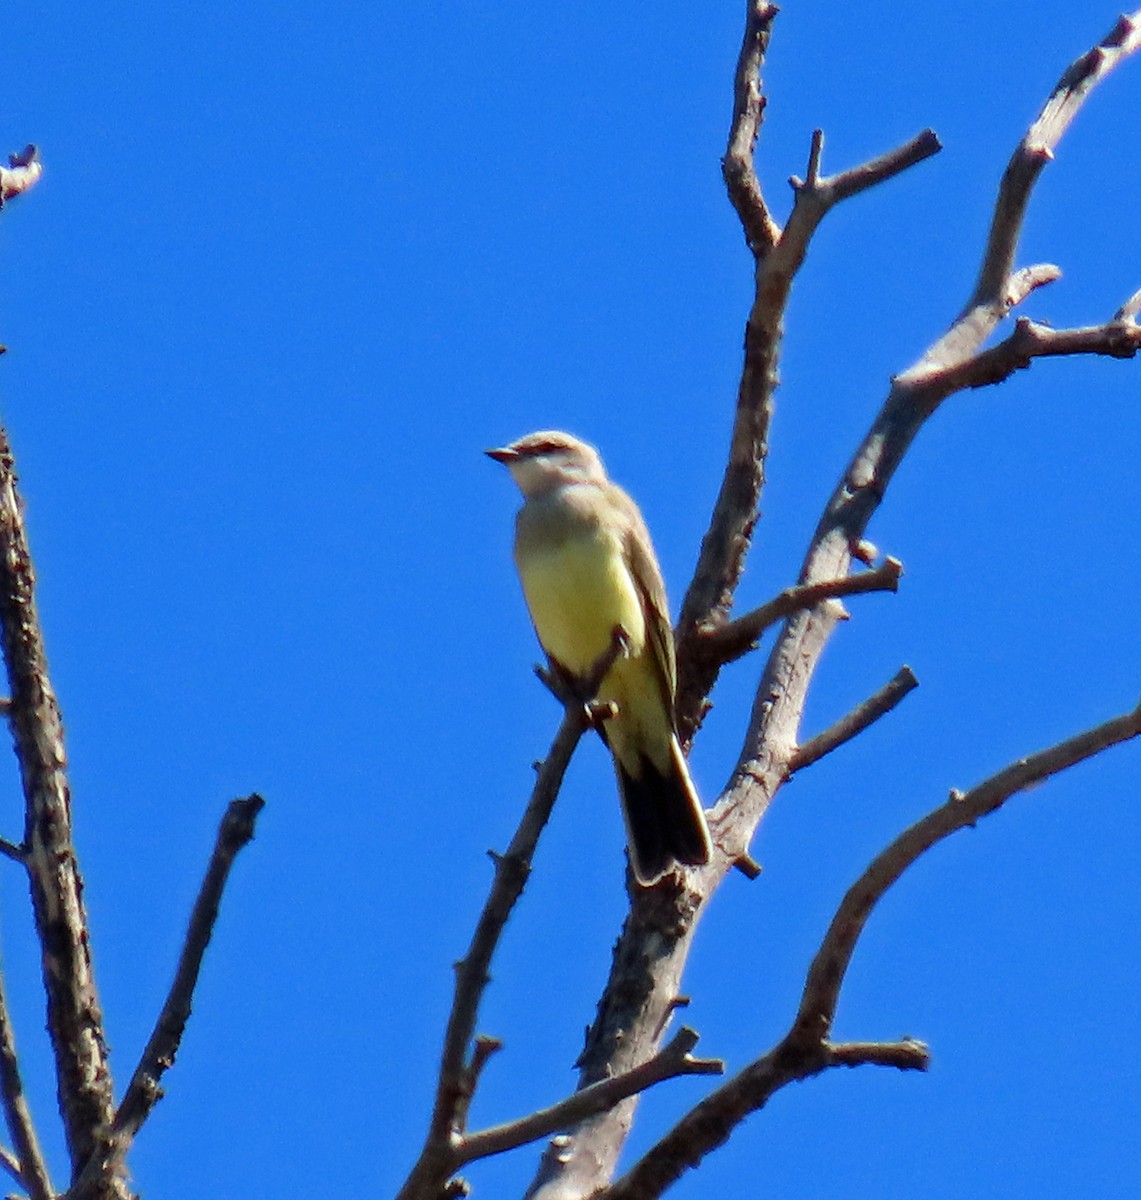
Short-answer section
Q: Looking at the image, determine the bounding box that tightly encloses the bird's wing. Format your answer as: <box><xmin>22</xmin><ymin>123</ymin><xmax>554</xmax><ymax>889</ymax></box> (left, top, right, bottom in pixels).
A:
<box><xmin>610</xmin><ymin>483</ymin><xmax>678</xmax><ymax>718</ymax></box>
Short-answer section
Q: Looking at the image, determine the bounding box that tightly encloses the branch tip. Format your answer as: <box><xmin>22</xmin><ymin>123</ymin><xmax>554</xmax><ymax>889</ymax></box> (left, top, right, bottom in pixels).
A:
<box><xmin>732</xmin><ymin>853</ymin><xmax>763</xmax><ymax>880</ymax></box>
<box><xmin>1114</xmin><ymin>286</ymin><xmax>1141</xmax><ymax>324</ymax></box>
<box><xmin>791</xmin><ymin>665</ymin><xmax>919</xmax><ymax>772</ymax></box>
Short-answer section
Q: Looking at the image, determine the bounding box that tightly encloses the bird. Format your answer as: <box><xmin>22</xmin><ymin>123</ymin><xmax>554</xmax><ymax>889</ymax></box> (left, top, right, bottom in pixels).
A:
<box><xmin>487</xmin><ymin>430</ymin><xmax>712</xmax><ymax>886</ymax></box>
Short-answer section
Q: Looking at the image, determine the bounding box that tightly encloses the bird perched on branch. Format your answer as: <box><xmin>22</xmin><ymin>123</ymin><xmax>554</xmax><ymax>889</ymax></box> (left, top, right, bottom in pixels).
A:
<box><xmin>487</xmin><ymin>430</ymin><xmax>712</xmax><ymax>886</ymax></box>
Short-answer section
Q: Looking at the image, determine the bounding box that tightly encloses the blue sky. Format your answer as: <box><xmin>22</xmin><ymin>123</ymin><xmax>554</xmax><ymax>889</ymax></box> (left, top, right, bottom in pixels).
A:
<box><xmin>0</xmin><ymin>2</ymin><xmax>1138</xmax><ymax>1197</ymax></box>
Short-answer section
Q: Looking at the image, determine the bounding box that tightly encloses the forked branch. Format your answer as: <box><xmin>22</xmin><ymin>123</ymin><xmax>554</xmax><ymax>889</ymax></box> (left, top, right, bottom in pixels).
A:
<box><xmin>528</xmin><ymin>13</ymin><xmax>1141</xmax><ymax>1199</ymax></box>
<box><xmin>914</xmin><ymin>10</ymin><xmax>1141</xmax><ymax>375</ymax></box>
<box><xmin>676</xmin><ymin>121</ymin><xmax>938</xmax><ymax>741</ymax></box>
<box><xmin>399</xmin><ymin>635</ymin><xmax>628</xmax><ymax>1200</ymax></box>
<box><xmin>459</xmin><ymin>1028</ymin><xmax>722</xmax><ymax>1166</ymax></box>
<box><xmin>693</xmin><ymin>557</ymin><xmax>902</xmax><ymax>675</ymax></box>
<box><xmin>606</xmin><ymin>701</ymin><xmax>1141</xmax><ymax>1199</ymax></box>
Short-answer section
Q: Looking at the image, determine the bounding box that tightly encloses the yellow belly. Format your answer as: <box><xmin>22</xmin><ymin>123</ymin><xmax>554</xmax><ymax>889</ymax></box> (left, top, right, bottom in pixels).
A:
<box><xmin>518</xmin><ymin>524</ymin><xmax>672</xmax><ymax>775</ymax></box>
<box><xmin>518</xmin><ymin>529</ymin><xmax>646</xmax><ymax>675</ymax></box>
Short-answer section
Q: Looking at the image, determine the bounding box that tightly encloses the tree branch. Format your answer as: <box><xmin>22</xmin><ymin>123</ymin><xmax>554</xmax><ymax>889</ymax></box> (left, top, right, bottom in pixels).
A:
<box><xmin>914</xmin><ymin>11</ymin><xmax>1141</xmax><ymax>375</ymax></box>
<box><xmin>398</xmin><ymin>638</ymin><xmax>626</xmax><ymax>1200</ymax></box>
<box><xmin>722</xmin><ymin>0</ymin><xmax>781</xmax><ymax>255</ymax></box>
<box><xmin>825</xmin><ymin>1039</ymin><xmax>929</xmax><ymax>1071</ymax></box>
<box><xmin>0</xmin><ymin>956</ymin><xmax>53</xmax><ymax>1200</ymax></box>
<box><xmin>65</xmin><ymin>795</ymin><xmax>266</xmax><ymax>1200</ymax></box>
<box><xmin>603</xmin><ymin>1031</ymin><xmax>926</xmax><ymax>1200</ymax></box>
<box><xmin>692</xmin><ymin>558</ymin><xmax>902</xmax><ymax>677</ymax></box>
<box><xmin>794</xmin><ymin>699</ymin><xmax>1141</xmax><ymax>1037</ymax></box>
<box><xmin>715</xmin><ymin>4</ymin><xmax>1141</xmax><ymax>874</ymax></box>
<box><xmin>790</xmin><ymin>665</ymin><xmax>919</xmax><ymax>773</ymax></box>
<box><xmin>1113</xmin><ymin>286</ymin><xmax>1141</xmax><ymax>323</ymax></box>
<box><xmin>605</xmin><ymin>701</ymin><xmax>1141</xmax><ymax>1198</ymax></box>
<box><xmin>459</xmin><ymin>1028</ymin><xmax>722</xmax><ymax>1166</ymax></box>
<box><xmin>791</xmin><ymin>128</ymin><xmax>942</xmax><ymax>206</ymax></box>
<box><xmin>0</xmin><ymin>422</ymin><xmax>125</xmax><ymax>1192</ymax></box>
<box><xmin>937</xmin><ymin>308</ymin><xmax>1141</xmax><ymax>393</ymax></box>
<box><xmin>676</xmin><ymin>120</ymin><xmax>938</xmax><ymax>746</ymax></box>
<box><xmin>524</xmin><ymin>15</ymin><xmax>1141</xmax><ymax>1197</ymax></box>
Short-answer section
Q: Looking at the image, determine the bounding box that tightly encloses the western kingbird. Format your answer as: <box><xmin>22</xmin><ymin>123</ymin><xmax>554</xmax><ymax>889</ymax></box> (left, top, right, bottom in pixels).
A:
<box><xmin>487</xmin><ymin>430</ymin><xmax>712</xmax><ymax>886</ymax></box>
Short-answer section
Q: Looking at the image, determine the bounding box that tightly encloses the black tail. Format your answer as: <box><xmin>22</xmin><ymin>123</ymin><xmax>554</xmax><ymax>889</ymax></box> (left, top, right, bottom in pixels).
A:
<box><xmin>615</xmin><ymin>741</ymin><xmax>712</xmax><ymax>886</ymax></box>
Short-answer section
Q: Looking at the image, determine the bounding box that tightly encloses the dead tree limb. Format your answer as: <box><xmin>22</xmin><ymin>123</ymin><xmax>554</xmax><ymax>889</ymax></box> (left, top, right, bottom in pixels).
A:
<box><xmin>0</xmin><ymin>956</ymin><xmax>53</xmax><ymax>1200</ymax></box>
<box><xmin>523</xmin><ymin>12</ymin><xmax>1141</xmax><ymax>1198</ymax></box>
<box><xmin>65</xmin><ymin>796</ymin><xmax>266</xmax><ymax>1200</ymax></box>
<box><xmin>602</xmin><ymin>700</ymin><xmax>1141</xmax><ymax>1198</ymax></box>
<box><xmin>399</xmin><ymin>639</ymin><xmax>626</xmax><ymax>1200</ymax></box>
<box><xmin>0</xmin><ymin>420</ymin><xmax>126</xmax><ymax>1196</ymax></box>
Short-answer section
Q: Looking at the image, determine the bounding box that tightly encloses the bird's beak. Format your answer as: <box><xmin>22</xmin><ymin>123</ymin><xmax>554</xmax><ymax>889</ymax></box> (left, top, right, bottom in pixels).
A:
<box><xmin>485</xmin><ymin>446</ymin><xmax>517</xmax><ymax>465</ymax></box>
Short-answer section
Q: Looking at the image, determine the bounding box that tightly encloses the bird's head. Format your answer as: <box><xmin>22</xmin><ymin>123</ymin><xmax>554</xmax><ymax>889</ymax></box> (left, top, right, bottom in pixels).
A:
<box><xmin>486</xmin><ymin>430</ymin><xmax>607</xmax><ymax>497</ymax></box>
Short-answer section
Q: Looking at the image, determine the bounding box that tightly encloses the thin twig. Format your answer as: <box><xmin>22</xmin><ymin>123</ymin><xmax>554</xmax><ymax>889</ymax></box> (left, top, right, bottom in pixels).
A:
<box><xmin>0</xmin><ymin>956</ymin><xmax>53</xmax><ymax>1200</ymax></box>
<box><xmin>1113</xmin><ymin>286</ymin><xmax>1141</xmax><ymax>323</ymax></box>
<box><xmin>790</xmin><ymin>665</ymin><xmax>919</xmax><ymax>773</ymax></box>
<box><xmin>698</xmin><ymin>558</ymin><xmax>902</xmax><ymax>671</ymax></box>
<box><xmin>459</xmin><ymin>1028</ymin><xmax>722</xmax><ymax>1165</ymax></box>
<box><xmin>0</xmin><ymin>1144</ymin><xmax>24</xmax><ymax>1189</ymax></box>
<box><xmin>0</xmin><ymin>838</ymin><xmax>24</xmax><ymax>863</ymax></box>
<box><xmin>452</xmin><ymin>1035</ymin><xmax>502</xmax><ymax>1134</ymax></box>
<box><xmin>65</xmin><ymin>795</ymin><xmax>266</xmax><ymax>1200</ymax></box>
<box><xmin>791</xmin><ymin>128</ymin><xmax>941</xmax><ymax>206</ymax></box>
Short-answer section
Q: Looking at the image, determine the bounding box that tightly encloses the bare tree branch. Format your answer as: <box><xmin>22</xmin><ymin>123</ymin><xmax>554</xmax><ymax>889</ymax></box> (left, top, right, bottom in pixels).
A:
<box><xmin>676</xmin><ymin>122</ymin><xmax>939</xmax><ymax>747</ymax></box>
<box><xmin>606</xmin><ymin>701</ymin><xmax>1141</xmax><ymax>1198</ymax></box>
<box><xmin>399</xmin><ymin>638</ymin><xmax>626</xmax><ymax>1200</ymax></box>
<box><xmin>524</xmin><ymin>15</ymin><xmax>1141</xmax><ymax>1198</ymax></box>
<box><xmin>459</xmin><ymin>1028</ymin><xmax>722</xmax><ymax>1167</ymax></box>
<box><xmin>0</xmin><ymin>422</ymin><xmax>126</xmax><ymax>1194</ymax></box>
<box><xmin>0</xmin><ymin>1144</ymin><xmax>26</xmax><ymax>1191</ymax></box>
<box><xmin>790</xmin><ymin>665</ymin><xmax>919</xmax><ymax>773</ymax></box>
<box><xmin>693</xmin><ymin>558</ymin><xmax>902</xmax><ymax>678</ymax></box>
<box><xmin>794</xmin><ymin>699</ymin><xmax>1141</xmax><ymax>1037</ymax></box>
<box><xmin>0</xmin><ymin>956</ymin><xmax>53</xmax><ymax>1200</ymax></box>
<box><xmin>936</xmin><ymin>309</ymin><xmax>1141</xmax><ymax>393</ymax></box>
<box><xmin>914</xmin><ymin>11</ymin><xmax>1141</xmax><ymax>375</ymax></box>
<box><xmin>0</xmin><ymin>837</ymin><xmax>24</xmax><ymax>863</ymax></box>
<box><xmin>826</xmin><ymin>1039</ymin><xmax>929</xmax><ymax>1071</ymax></box>
<box><xmin>722</xmin><ymin>0</ymin><xmax>780</xmax><ymax>255</ymax></box>
<box><xmin>603</xmin><ymin>1032</ymin><xmax>926</xmax><ymax>1200</ymax></box>
<box><xmin>793</xmin><ymin>128</ymin><xmax>942</xmax><ymax>205</ymax></box>
<box><xmin>64</xmin><ymin>795</ymin><xmax>265</xmax><ymax>1200</ymax></box>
